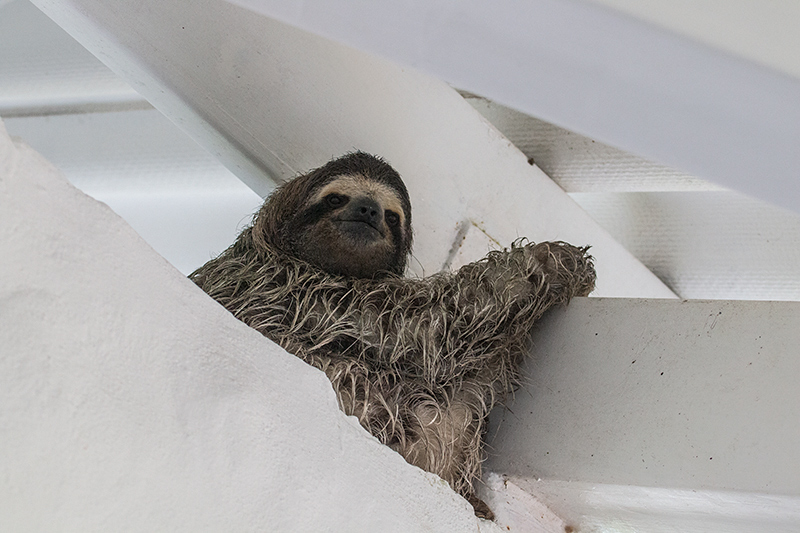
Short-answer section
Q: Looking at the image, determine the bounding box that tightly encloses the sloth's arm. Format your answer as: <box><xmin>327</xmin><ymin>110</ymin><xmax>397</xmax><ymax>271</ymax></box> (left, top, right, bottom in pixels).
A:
<box><xmin>360</xmin><ymin>241</ymin><xmax>595</xmax><ymax>381</ymax></box>
<box><xmin>189</xmin><ymin>238</ymin><xmax>594</xmax><ymax>389</ymax></box>
<box><xmin>486</xmin><ymin>240</ymin><xmax>596</xmax><ymax>304</ymax></box>
<box><xmin>445</xmin><ymin>240</ymin><xmax>595</xmax><ymax>338</ymax></box>
<box><xmin>419</xmin><ymin>240</ymin><xmax>594</xmax><ymax>326</ymax></box>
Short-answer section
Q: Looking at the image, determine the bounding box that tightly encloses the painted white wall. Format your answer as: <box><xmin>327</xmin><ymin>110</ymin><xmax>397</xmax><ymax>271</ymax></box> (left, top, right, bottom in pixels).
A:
<box><xmin>0</xmin><ymin>121</ymin><xmax>501</xmax><ymax>532</ymax></box>
<box><xmin>484</xmin><ymin>297</ymin><xmax>800</xmax><ymax>532</ymax></box>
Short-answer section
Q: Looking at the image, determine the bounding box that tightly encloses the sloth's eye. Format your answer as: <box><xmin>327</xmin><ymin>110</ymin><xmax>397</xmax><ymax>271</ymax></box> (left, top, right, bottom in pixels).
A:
<box><xmin>385</xmin><ymin>211</ymin><xmax>400</xmax><ymax>226</ymax></box>
<box><xmin>326</xmin><ymin>194</ymin><xmax>346</xmax><ymax>207</ymax></box>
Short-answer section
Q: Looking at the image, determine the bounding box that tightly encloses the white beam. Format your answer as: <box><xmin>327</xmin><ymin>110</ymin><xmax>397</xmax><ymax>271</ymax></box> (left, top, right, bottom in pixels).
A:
<box><xmin>586</xmin><ymin>0</ymin><xmax>800</xmax><ymax>82</ymax></box>
<box><xmin>30</xmin><ymin>0</ymin><xmax>674</xmax><ymax>297</ymax></box>
<box><xmin>226</xmin><ymin>0</ymin><xmax>800</xmax><ymax>215</ymax></box>
<box><xmin>484</xmin><ymin>297</ymin><xmax>800</xmax><ymax>532</ymax></box>
<box><xmin>4</xmin><ymin>110</ymin><xmax>264</xmax><ymax>275</ymax></box>
<box><xmin>0</xmin><ymin>0</ymin><xmax>143</xmax><ymax>116</ymax></box>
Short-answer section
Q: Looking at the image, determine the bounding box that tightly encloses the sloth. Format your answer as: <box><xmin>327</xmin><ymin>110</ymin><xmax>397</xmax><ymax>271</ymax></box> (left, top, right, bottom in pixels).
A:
<box><xmin>190</xmin><ymin>152</ymin><xmax>596</xmax><ymax>519</ymax></box>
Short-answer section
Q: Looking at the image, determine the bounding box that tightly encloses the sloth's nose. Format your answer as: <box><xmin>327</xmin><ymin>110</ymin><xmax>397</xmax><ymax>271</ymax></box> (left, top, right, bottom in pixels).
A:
<box><xmin>351</xmin><ymin>197</ymin><xmax>382</xmax><ymax>224</ymax></box>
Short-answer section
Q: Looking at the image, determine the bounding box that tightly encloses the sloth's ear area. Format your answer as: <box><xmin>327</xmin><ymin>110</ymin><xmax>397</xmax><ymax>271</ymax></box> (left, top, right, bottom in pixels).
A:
<box><xmin>250</xmin><ymin>171</ymin><xmax>332</xmax><ymax>252</ymax></box>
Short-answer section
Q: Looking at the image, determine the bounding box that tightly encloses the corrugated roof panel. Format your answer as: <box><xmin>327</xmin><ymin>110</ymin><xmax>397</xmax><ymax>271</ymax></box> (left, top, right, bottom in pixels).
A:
<box><xmin>5</xmin><ymin>110</ymin><xmax>259</xmax><ymax>194</ymax></box>
<box><xmin>572</xmin><ymin>190</ymin><xmax>800</xmax><ymax>300</ymax></box>
<box><xmin>4</xmin><ymin>109</ymin><xmax>264</xmax><ymax>274</ymax></box>
<box><xmin>465</xmin><ymin>95</ymin><xmax>725</xmax><ymax>193</ymax></box>
<box><xmin>0</xmin><ymin>0</ymin><xmax>144</xmax><ymax>115</ymax></box>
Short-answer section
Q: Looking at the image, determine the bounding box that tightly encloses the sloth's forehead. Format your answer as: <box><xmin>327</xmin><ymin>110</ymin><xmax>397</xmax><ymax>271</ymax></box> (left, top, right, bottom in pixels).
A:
<box><xmin>313</xmin><ymin>174</ymin><xmax>406</xmax><ymax>218</ymax></box>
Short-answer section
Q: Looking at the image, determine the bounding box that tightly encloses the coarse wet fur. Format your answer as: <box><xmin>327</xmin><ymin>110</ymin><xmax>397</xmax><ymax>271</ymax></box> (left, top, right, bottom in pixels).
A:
<box><xmin>190</xmin><ymin>152</ymin><xmax>596</xmax><ymax>519</ymax></box>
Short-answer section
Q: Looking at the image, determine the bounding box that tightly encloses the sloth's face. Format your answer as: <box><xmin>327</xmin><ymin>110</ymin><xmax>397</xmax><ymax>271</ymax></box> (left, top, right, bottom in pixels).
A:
<box><xmin>290</xmin><ymin>174</ymin><xmax>410</xmax><ymax>278</ymax></box>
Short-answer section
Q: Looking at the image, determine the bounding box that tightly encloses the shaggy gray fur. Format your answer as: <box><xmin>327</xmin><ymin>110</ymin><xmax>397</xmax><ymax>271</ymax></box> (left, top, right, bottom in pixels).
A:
<box><xmin>190</xmin><ymin>156</ymin><xmax>596</xmax><ymax>517</ymax></box>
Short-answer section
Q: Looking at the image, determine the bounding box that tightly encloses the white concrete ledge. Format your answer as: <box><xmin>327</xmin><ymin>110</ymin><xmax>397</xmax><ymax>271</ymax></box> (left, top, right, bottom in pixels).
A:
<box><xmin>484</xmin><ymin>297</ymin><xmax>800</xmax><ymax>532</ymax></box>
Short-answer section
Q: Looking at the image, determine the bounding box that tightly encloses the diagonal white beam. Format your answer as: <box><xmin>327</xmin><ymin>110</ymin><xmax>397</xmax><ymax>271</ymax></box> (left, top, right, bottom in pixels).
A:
<box><xmin>226</xmin><ymin>0</ymin><xmax>800</xmax><ymax>215</ymax></box>
<box><xmin>31</xmin><ymin>0</ymin><xmax>675</xmax><ymax>297</ymax></box>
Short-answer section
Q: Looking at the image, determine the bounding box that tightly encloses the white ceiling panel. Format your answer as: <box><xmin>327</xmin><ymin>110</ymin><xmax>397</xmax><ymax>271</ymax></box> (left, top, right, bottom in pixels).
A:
<box><xmin>0</xmin><ymin>0</ymin><xmax>144</xmax><ymax>116</ymax></box>
<box><xmin>93</xmin><ymin>190</ymin><xmax>263</xmax><ymax>275</ymax></box>
<box><xmin>586</xmin><ymin>0</ymin><xmax>800</xmax><ymax>82</ymax></box>
<box><xmin>4</xmin><ymin>109</ymin><xmax>262</xmax><ymax>195</ymax></box>
<box><xmin>467</xmin><ymin>95</ymin><xmax>800</xmax><ymax>301</ymax></box>
<box><xmin>4</xmin><ymin>109</ymin><xmax>264</xmax><ymax>274</ymax></box>
<box><xmin>572</xmin><ymin>190</ymin><xmax>800</xmax><ymax>300</ymax></box>
<box><xmin>466</xmin><ymin>95</ymin><xmax>725</xmax><ymax>193</ymax></box>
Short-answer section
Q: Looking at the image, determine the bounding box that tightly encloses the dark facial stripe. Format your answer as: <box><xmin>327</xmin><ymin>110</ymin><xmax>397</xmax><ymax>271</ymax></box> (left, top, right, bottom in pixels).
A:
<box><xmin>305</xmin><ymin>152</ymin><xmax>411</xmax><ymax>226</ymax></box>
<box><xmin>389</xmin><ymin>222</ymin><xmax>407</xmax><ymax>275</ymax></box>
<box><xmin>292</xmin><ymin>200</ymin><xmax>340</xmax><ymax>231</ymax></box>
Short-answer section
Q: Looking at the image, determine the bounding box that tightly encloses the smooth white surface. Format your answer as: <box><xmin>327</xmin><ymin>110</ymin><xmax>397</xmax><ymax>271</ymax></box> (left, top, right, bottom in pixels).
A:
<box><xmin>30</xmin><ymin>0</ymin><xmax>674</xmax><ymax>297</ymax></box>
<box><xmin>226</xmin><ymin>0</ymin><xmax>800</xmax><ymax>215</ymax></box>
<box><xmin>502</xmin><ymin>477</ymin><xmax>800</xmax><ymax>533</ymax></box>
<box><xmin>0</xmin><ymin>120</ymin><xmax>497</xmax><ymax>532</ymax></box>
<box><xmin>0</xmin><ymin>0</ymin><xmax>142</xmax><ymax>115</ymax></box>
<box><xmin>3</xmin><ymin>109</ymin><xmax>256</xmax><ymax>195</ymax></box>
<box><xmin>587</xmin><ymin>0</ymin><xmax>800</xmax><ymax>81</ymax></box>
<box><xmin>480</xmin><ymin>473</ymin><xmax>567</xmax><ymax>533</ymax></box>
<box><xmin>5</xmin><ymin>109</ymin><xmax>265</xmax><ymax>274</ymax></box>
<box><xmin>486</xmin><ymin>297</ymin><xmax>800</xmax><ymax>531</ymax></box>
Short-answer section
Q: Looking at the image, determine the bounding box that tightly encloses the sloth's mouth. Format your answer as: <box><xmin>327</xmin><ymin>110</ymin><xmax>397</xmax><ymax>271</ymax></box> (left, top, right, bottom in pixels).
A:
<box><xmin>337</xmin><ymin>219</ymin><xmax>384</xmax><ymax>240</ymax></box>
